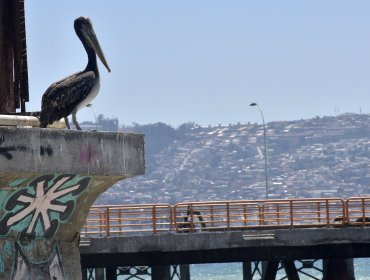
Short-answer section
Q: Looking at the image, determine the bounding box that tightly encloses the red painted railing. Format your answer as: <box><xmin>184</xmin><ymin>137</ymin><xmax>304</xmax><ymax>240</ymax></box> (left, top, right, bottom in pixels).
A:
<box><xmin>81</xmin><ymin>197</ymin><xmax>370</xmax><ymax>237</ymax></box>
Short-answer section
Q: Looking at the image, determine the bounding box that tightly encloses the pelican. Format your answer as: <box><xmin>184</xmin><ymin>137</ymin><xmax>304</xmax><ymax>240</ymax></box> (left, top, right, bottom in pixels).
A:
<box><xmin>40</xmin><ymin>16</ymin><xmax>111</xmax><ymax>130</ymax></box>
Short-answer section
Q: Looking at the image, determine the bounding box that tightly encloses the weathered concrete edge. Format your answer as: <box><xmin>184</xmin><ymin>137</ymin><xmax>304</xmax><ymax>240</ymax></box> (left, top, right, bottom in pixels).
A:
<box><xmin>0</xmin><ymin>127</ymin><xmax>145</xmax><ymax>176</ymax></box>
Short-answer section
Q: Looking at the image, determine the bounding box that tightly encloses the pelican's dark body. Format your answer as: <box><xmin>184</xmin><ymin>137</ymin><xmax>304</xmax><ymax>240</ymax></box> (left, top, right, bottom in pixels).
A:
<box><xmin>40</xmin><ymin>17</ymin><xmax>110</xmax><ymax>130</ymax></box>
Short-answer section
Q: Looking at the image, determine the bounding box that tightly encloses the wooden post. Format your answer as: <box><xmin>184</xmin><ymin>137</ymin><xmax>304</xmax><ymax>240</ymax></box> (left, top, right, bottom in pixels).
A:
<box><xmin>0</xmin><ymin>0</ymin><xmax>29</xmax><ymax>114</ymax></box>
<box><xmin>0</xmin><ymin>0</ymin><xmax>14</xmax><ymax>113</ymax></box>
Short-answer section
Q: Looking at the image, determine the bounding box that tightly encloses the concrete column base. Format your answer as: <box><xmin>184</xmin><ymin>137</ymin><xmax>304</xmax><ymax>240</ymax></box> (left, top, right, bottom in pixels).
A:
<box><xmin>0</xmin><ymin>127</ymin><xmax>145</xmax><ymax>279</ymax></box>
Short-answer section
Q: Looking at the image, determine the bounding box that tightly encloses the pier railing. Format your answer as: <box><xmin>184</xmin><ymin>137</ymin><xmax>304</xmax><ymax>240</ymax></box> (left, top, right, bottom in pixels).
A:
<box><xmin>81</xmin><ymin>197</ymin><xmax>370</xmax><ymax>237</ymax></box>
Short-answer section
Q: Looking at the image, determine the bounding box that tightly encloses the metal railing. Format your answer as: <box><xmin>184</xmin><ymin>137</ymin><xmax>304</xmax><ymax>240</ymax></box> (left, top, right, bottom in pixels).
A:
<box><xmin>81</xmin><ymin>197</ymin><xmax>370</xmax><ymax>237</ymax></box>
<box><xmin>81</xmin><ymin>204</ymin><xmax>173</xmax><ymax>237</ymax></box>
<box><xmin>346</xmin><ymin>197</ymin><xmax>370</xmax><ymax>225</ymax></box>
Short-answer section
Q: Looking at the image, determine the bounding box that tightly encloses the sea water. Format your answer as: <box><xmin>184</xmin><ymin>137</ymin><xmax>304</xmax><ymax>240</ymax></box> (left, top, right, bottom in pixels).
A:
<box><xmin>114</xmin><ymin>259</ymin><xmax>370</xmax><ymax>279</ymax></box>
<box><xmin>190</xmin><ymin>259</ymin><xmax>370</xmax><ymax>279</ymax></box>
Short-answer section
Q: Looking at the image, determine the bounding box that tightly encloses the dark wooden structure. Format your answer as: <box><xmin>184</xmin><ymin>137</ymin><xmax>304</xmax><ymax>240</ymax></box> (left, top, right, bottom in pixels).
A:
<box><xmin>0</xmin><ymin>0</ymin><xmax>29</xmax><ymax>114</ymax></box>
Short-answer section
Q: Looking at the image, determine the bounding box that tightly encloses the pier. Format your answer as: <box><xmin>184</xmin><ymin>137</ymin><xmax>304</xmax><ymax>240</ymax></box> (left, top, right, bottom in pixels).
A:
<box><xmin>80</xmin><ymin>197</ymin><xmax>370</xmax><ymax>279</ymax></box>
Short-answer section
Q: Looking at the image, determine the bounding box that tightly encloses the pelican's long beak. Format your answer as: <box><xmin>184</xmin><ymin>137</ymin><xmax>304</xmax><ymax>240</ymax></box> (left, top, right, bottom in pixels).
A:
<box><xmin>83</xmin><ymin>21</ymin><xmax>111</xmax><ymax>73</ymax></box>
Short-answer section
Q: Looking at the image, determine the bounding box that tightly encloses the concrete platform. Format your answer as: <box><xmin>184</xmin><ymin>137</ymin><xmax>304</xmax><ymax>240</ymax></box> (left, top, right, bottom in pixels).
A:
<box><xmin>0</xmin><ymin>127</ymin><xmax>145</xmax><ymax>279</ymax></box>
<box><xmin>0</xmin><ymin>126</ymin><xmax>144</xmax><ymax>175</ymax></box>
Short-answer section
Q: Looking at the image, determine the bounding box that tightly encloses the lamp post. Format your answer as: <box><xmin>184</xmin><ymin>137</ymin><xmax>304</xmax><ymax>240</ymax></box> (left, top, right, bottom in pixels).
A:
<box><xmin>250</xmin><ymin>102</ymin><xmax>268</xmax><ymax>199</ymax></box>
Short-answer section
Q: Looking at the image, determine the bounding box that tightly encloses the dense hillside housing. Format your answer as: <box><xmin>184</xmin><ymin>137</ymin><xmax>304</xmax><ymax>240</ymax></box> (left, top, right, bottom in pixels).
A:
<box><xmin>98</xmin><ymin>113</ymin><xmax>370</xmax><ymax>205</ymax></box>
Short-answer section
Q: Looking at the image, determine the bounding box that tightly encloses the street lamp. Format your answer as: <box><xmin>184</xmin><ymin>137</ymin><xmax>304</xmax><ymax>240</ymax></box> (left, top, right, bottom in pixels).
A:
<box><xmin>250</xmin><ymin>102</ymin><xmax>268</xmax><ymax>199</ymax></box>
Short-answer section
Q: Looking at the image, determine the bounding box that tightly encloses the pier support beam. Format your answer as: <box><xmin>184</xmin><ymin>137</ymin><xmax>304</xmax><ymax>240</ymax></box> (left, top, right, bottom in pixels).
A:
<box><xmin>179</xmin><ymin>264</ymin><xmax>190</xmax><ymax>280</ymax></box>
<box><xmin>282</xmin><ymin>260</ymin><xmax>299</xmax><ymax>280</ymax></box>
<box><xmin>263</xmin><ymin>260</ymin><xmax>279</xmax><ymax>280</ymax></box>
<box><xmin>95</xmin><ymin>268</ymin><xmax>105</xmax><ymax>280</ymax></box>
<box><xmin>243</xmin><ymin>261</ymin><xmax>252</xmax><ymax>280</ymax></box>
<box><xmin>152</xmin><ymin>265</ymin><xmax>171</xmax><ymax>280</ymax></box>
<box><xmin>0</xmin><ymin>127</ymin><xmax>145</xmax><ymax>279</ymax></box>
<box><xmin>323</xmin><ymin>259</ymin><xmax>355</xmax><ymax>280</ymax></box>
<box><xmin>243</xmin><ymin>261</ymin><xmax>263</xmax><ymax>280</ymax></box>
<box><xmin>261</xmin><ymin>260</ymin><xmax>299</xmax><ymax>280</ymax></box>
<box><xmin>106</xmin><ymin>267</ymin><xmax>117</xmax><ymax>280</ymax></box>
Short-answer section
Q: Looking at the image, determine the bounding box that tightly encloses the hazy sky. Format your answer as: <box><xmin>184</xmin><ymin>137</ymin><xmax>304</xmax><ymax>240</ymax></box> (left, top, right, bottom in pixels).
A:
<box><xmin>25</xmin><ymin>1</ymin><xmax>370</xmax><ymax>127</ymax></box>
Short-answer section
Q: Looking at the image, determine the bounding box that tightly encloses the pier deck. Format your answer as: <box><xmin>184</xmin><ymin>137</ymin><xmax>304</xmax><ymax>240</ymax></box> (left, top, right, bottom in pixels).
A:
<box><xmin>79</xmin><ymin>197</ymin><xmax>370</xmax><ymax>279</ymax></box>
<box><xmin>80</xmin><ymin>227</ymin><xmax>370</xmax><ymax>267</ymax></box>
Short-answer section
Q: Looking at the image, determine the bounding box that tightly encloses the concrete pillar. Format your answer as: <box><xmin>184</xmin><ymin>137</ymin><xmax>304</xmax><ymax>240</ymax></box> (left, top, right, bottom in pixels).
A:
<box><xmin>0</xmin><ymin>127</ymin><xmax>145</xmax><ymax>279</ymax></box>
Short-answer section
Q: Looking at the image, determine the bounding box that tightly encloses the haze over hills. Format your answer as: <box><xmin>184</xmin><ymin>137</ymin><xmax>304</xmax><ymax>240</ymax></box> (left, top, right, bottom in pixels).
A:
<box><xmin>90</xmin><ymin>113</ymin><xmax>370</xmax><ymax>205</ymax></box>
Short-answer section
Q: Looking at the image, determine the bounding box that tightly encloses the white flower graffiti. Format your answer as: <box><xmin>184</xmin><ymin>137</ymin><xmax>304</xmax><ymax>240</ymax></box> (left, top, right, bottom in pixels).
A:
<box><xmin>8</xmin><ymin>176</ymin><xmax>78</xmax><ymax>234</ymax></box>
<box><xmin>0</xmin><ymin>174</ymin><xmax>90</xmax><ymax>238</ymax></box>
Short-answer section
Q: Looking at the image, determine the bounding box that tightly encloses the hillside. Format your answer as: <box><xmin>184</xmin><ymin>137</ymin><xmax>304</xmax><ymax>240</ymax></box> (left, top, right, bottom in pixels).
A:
<box><xmin>96</xmin><ymin>113</ymin><xmax>370</xmax><ymax>205</ymax></box>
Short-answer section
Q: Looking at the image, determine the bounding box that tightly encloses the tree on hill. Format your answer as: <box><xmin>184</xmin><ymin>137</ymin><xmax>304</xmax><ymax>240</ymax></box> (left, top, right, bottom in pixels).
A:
<box><xmin>97</xmin><ymin>114</ymin><xmax>119</xmax><ymax>131</ymax></box>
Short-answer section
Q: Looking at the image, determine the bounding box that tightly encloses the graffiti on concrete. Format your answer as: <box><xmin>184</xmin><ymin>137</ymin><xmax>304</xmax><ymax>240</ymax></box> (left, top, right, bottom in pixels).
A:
<box><xmin>0</xmin><ymin>135</ymin><xmax>54</xmax><ymax>160</ymax></box>
<box><xmin>0</xmin><ymin>174</ymin><xmax>91</xmax><ymax>238</ymax></box>
<box><xmin>39</xmin><ymin>145</ymin><xmax>53</xmax><ymax>156</ymax></box>
<box><xmin>11</xmin><ymin>243</ymin><xmax>64</xmax><ymax>280</ymax></box>
<box><xmin>0</xmin><ymin>135</ymin><xmax>18</xmax><ymax>160</ymax></box>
